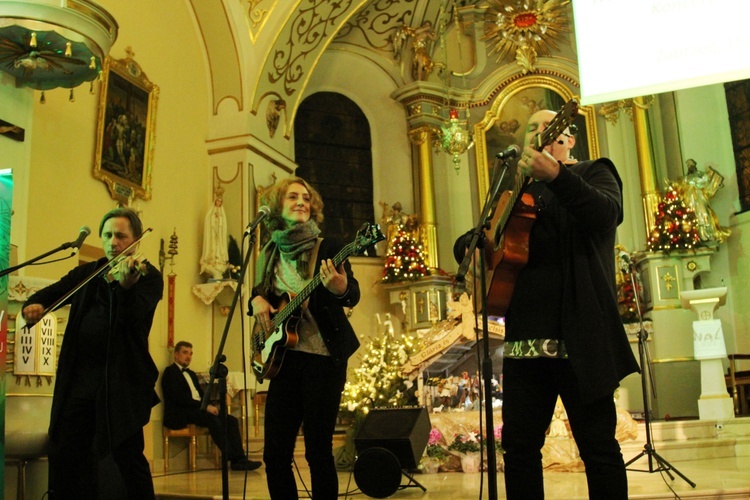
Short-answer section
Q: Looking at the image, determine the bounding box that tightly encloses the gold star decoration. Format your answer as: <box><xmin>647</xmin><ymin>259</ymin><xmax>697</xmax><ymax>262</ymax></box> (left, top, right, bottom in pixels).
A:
<box><xmin>483</xmin><ymin>0</ymin><xmax>571</xmax><ymax>74</ymax></box>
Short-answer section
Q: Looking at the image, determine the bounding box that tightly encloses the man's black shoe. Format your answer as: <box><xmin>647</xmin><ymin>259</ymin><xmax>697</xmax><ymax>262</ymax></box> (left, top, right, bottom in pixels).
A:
<box><xmin>231</xmin><ymin>458</ymin><xmax>262</xmax><ymax>471</ymax></box>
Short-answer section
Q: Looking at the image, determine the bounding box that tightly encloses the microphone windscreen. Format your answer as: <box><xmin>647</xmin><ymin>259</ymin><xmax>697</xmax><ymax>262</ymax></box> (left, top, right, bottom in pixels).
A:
<box><xmin>453</xmin><ymin>230</ymin><xmax>473</xmax><ymax>265</ymax></box>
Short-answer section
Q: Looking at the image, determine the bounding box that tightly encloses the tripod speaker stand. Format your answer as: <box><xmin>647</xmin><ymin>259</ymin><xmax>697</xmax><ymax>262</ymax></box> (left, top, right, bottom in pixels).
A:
<box><xmin>621</xmin><ymin>254</ymin><xmax>695</xmax><ymax>488</ymax></box>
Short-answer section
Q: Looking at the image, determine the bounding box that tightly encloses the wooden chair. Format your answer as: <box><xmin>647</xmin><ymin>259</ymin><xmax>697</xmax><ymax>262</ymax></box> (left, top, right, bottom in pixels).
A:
<box><xmin>163</xmin><ymin>424</ymin><xmax>211</xmax><ymax>472</ymax></box>
<box><xmin>726</xmin><ymin>354</ymin><xmax>750</xmax><ymax>415</ymax></box>
<box><xmin>253</xmin><ymin>391</ymin><xmax>268</xmax><ymax>437</ymax></box>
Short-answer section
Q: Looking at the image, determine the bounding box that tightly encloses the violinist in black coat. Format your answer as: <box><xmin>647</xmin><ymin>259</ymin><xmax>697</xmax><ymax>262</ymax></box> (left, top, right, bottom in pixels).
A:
<box><xmin>23</xmin><ymin>208</ymin><xmax>162</xmax><ymax>499</ymax></box>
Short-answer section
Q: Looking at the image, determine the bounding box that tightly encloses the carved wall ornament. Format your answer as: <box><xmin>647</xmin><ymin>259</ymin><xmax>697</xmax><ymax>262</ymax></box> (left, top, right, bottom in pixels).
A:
<box><xmin>598</xmin><ymin>95</ymin><xmax>654</xmax><ymax>125</ymax></box>
<box><xmin>246</xmin><ymin>0</ymin><xmax>276</xmax><ymax>42</ymax></box>
<box><xmin>483</xmin><ymin>0</ymin><xmax>571</xmax><ymax>74</ymax></box>
<box><xmin>267</xmin><ymin>1</ymin><xmax>351</xmax><ymax>97</ymax></box>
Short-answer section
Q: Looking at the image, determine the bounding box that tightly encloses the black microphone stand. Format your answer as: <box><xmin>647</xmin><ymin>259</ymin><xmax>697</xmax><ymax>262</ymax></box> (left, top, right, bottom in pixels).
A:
<box><xmin>455</xmin><ymin>156</ymin><xmax>511</xmax><ymax>500</ymax></box>
<box><xmin>0</xmin><ymin>239</ymin><xmax>79</xmax><ymax>277</ymax></box>
<box><xmin>623</xmin><ymin>255</ymin><xmax>695</xmax><ymax>488</ymax></box>
<box><xmin>200</xmin><ymin>228</ymin><xmax>259</xmax><ymax>500</ymax></box>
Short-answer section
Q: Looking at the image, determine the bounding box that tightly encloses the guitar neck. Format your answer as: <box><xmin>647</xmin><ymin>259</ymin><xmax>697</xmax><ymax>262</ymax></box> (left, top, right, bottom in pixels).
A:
<box><xmin>274</xmin><ymin>243</ymin><xmax>355</xmax><ymax>325</ymax></box>
<box><xmin>498</xmin><ymin>172</ymin><xmax>533</xmax><ymax>224</ymax></box>
<box><xmin>501</xmin><ymin>115</ymin><xmax>563</xmax><ymax>215</ymax></box>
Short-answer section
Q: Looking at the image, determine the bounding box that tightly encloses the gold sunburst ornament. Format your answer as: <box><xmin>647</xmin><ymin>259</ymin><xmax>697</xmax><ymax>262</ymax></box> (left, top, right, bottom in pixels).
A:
<box><xmin>483</xmin><ymin>0</ymin><xmax>571</xmax><ymax>74</ymax></box>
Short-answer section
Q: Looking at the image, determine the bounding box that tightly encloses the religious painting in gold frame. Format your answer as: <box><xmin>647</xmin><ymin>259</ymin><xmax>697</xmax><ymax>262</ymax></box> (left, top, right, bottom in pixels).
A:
<box><xmin>473</xmin><ymin>76</ymin><xmax>599</xmax><ymax>201</ymax></box>
<box><xmin>93</xmin><ymin>55</ymin><xmax>159</xmax><ymax>204</ymax></box>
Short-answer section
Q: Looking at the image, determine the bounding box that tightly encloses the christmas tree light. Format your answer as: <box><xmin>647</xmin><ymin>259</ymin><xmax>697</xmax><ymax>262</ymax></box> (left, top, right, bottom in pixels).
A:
<box><xmin>646</xmin><ymin>185</ymin><xmax>702</xmax><ymax>253</ymax></box>
<box><xmin>382</xmin><ymin>229</ymin><xmax>429</xmax><ymax>283</ymax></box>
<box><xmin>339</xmin><ymin>329</ymin><xmax>421</xmax><ymax>417</ymax></box>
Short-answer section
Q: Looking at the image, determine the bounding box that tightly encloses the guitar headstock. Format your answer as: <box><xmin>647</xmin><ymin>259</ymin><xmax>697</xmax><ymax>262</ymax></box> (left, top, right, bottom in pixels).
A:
<box><xmin>532</xmin><ymin>98</ymin><xmax>580</xmax><ymax>151</ymax></box>
<box><xmin>353</xmin><ymin>223</ymin><xmax>385</xmax><ymax>255</ymax></box>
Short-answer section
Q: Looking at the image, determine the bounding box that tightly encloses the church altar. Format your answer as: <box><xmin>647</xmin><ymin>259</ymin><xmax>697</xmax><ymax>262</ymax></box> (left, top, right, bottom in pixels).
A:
<box><xmin>384</xmin><ymin>290</ymin><xmax>639</xmax><ymax>472</ymax></box>
<box><xmin>400</xmin><ymin>293</ymin><xmax>504</xmax><ymax>380</ymax></box>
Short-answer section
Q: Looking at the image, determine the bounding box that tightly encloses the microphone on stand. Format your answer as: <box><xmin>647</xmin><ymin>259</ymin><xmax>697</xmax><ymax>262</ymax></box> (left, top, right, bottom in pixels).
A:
<box><xmin>495</xmin><ymin>144</ymin><xmax>521</xmax><ymax>160</ymax></box>
<box><xmin>64</xmin><ymin>226</ymin><xmax>91</xmax><ymax>252</ymax></box>
<box><xmin>243</xmin><ymin>206</ymin><xmax>271</xmax><ymax>236</ymax></box>
<box><xmin>486</xmin><ymin>146</ymin><xmax>519</xmax><ymax>217</ymax></box>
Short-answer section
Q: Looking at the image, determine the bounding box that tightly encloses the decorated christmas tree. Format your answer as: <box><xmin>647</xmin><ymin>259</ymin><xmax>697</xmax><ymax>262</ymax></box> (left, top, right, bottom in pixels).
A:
<box><xmin>335</xmin><ymin>317</ymin><xmax>421</xmax><ymax>469</ymax></box>
<box><xmin>646</xmin><ymin>185</ymin><xmax>702</xmax><ymax>253</ymax></box>
<box><xmin>339</xmin><ymin>326</ymin><xmax>420</xmax><ymax>416</ymax></box>
<box><xmin>382</xmin><ymin>229</ymin><xmax>429</xmax><ymax>283</ymax></box>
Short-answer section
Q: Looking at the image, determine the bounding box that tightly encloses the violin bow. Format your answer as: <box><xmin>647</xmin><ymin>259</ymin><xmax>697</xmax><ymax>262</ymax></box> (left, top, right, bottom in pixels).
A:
<box><xmin>22</xmin><ymin>228</ymin><xmax>153</xmax><ymax>330</ymax></box>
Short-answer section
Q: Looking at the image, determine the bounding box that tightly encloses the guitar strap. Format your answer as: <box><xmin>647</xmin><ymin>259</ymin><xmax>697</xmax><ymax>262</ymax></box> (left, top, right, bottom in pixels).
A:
<box><xmin>300</xmin><ymin>238</ymin><xmax>323</xmax><ymax>310</ymax></box>
<box><xmin>308</xmin><ymin>238</ymin><xmax>323</xmax><ymax>276</ymax></box>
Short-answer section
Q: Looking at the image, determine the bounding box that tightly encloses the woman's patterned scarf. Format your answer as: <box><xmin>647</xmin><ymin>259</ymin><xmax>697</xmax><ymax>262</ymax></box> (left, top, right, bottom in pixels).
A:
<box><xmin>254</xmin><ymin>219</ymin><xmax>321</xmax><ymax>295</ymax></box>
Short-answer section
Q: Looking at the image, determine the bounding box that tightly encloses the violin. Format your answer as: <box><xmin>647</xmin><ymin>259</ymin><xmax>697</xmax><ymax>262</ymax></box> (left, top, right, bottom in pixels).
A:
<box><xmin>105</xmin><ymin>251</ymin><xmax>150</xmax><ymax>282</ymax></box>
<box><xmin>21</xmin><ymin>228</ymin><xmax>154</xmax><ymax>330</ymax></box>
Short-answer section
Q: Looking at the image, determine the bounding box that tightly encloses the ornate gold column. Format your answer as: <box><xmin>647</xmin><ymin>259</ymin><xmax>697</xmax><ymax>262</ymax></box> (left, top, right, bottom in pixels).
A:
<box><xmin>409</xmin><ymin>125</ymin><xmax>440</xmax><ymax>270</ymax></box>
<box><xmin>600</xmin><ymin>96</ymin><xmax>661</xmax><ymax>237</ymax></box>
<box><xmin>632</xmin><ymin>96</ymin><xmax>661</xmax><ymax>236</ymax></box>
<box><xmin>391</xmin><ymin>82</ymin><xmax>457</xmax><ymax>271</ymax></box>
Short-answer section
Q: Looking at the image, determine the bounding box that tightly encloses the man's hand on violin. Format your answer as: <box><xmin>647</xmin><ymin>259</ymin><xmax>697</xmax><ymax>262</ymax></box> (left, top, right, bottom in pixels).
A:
<box><xmin>110</xmin><ymin>254</ymin><xmax>146</xmax><ymax>289</ymax></box>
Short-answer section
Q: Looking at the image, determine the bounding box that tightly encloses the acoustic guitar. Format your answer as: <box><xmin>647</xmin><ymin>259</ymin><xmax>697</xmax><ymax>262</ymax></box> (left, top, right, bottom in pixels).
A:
<box><xmin>251</xmin><ymin>222</ymin><xmax>385</xmax><ymax>381</ymax></box>
<box><xmin>483</xmin><ymin>98</ymin><xmax>580</xmax><ymax>316</ymax></box>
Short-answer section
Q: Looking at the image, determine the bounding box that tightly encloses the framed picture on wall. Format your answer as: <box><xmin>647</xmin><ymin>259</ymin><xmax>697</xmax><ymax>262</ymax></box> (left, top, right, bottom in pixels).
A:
<box><xmin>93</xmin><ymin>55</ymin><xmax>159</xmax><ymax>204</ymax></box>
<box><xmin>473</xmin><ymin>76</ymin><xmax>600</xmax><ymax>201</ymax></box>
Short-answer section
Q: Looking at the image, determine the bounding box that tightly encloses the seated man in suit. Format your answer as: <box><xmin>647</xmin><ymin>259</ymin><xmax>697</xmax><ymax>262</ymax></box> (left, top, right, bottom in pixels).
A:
<box><xmin>162</xmin><ymin>340</ymin><xmax>261</xmax><ymax>471</ymax></box>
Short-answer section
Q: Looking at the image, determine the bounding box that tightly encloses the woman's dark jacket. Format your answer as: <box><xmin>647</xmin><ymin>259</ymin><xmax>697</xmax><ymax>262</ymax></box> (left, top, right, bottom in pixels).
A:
<box><xmin>250</xmin><ymin>237</ymin><xmax>360</xmax><ymax>367</ymax></box>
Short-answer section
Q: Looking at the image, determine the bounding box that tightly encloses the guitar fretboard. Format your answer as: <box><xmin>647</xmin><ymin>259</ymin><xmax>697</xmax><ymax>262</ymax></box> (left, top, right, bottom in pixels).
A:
<box><xmin>271</xmin><ymin>241</ymin><xmax>358</xmax><ymax>328</ymax></box>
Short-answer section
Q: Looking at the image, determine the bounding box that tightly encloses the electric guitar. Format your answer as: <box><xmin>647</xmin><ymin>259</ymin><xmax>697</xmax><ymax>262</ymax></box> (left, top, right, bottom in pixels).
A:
<box><xmin>483</xmin><ymin>98</ymin><xmax>580</xmax><ymax>316</ymax></box>
<box><xmin>251</xmin><ymin>223</ymin><xmax>385</xmax><ymax>381</ymax></box>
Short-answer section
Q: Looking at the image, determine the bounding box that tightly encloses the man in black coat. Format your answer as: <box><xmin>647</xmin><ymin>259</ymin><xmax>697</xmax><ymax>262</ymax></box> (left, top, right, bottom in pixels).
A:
<box><xmin>456</xmin><ymin>108</ymin><xmax>640</xmax><ymax>500</ymax></box>
<box><xmin>161</xmin><ymin>340</ymin><xmax>261</xmax><ymax>471</ymax></box>
<box><xmin>23</xmin><ymin>208</ymin><xmax>162</xmax><ymax>499</ymax></box>
<box><xmin>503</xmin><ymin>109</ymin><xmax>639</xmax><ymax>499</ymax></box>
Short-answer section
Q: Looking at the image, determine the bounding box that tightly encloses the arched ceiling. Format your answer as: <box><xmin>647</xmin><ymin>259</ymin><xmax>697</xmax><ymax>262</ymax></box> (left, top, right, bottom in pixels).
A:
<box><xmin>188</xmin><ymin>0</ymin><xmax>576</xmax><ymax>139</ymax></box>
<box><xmin>189</xmin><ymin>0</ymin><xmax>477</xmax><ymax>119</ymax></box>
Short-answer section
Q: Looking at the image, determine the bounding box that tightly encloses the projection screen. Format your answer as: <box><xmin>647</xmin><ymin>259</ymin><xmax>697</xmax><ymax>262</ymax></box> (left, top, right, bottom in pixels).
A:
<box><xmin>571</xmin><ymin>0</ymin><xmax>750</xmax><ymax>104</ymax></box>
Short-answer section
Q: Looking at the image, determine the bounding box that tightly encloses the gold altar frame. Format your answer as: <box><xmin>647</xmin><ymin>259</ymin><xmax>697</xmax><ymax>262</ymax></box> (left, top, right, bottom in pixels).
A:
<box><xmin>473</xmin><ymin>76</ymin><xmax>600</xmax><ymax>201</ymax></box>
<box><xmin>93</xmin><ymin>56</ymin><xmax>159</xmax><ymax>204</ymax></box>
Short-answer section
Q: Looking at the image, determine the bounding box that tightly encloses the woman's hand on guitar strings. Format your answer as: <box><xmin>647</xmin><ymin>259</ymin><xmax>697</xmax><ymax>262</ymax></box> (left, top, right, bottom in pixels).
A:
<box><xmin>251</xmin><ymin>296</ymin><xmax>277</xmax><ymax>334</ymax></box>
<box><xmin>320</xmin><ymin>259</ymin><xmax>348</xmax><ymax>296</ymax></box>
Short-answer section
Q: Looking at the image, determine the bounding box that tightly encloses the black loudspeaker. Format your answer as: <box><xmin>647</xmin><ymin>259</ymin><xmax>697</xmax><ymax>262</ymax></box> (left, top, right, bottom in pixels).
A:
<box><xmin>354</xmin><ymin>407</ymin><xmax>430</xmax><ymax>470</ymax></box>
<box><xmin>353</xmin><ymin>448</ymin><xmax>402</xmax><ymax>498</ymax></box>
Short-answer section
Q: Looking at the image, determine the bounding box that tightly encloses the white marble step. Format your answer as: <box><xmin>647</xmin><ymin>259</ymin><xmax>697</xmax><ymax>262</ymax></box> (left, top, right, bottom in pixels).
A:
<box><xmin>192</xmin><ymin>417</ymin><xmax>750</xmax><ymax>471</ymax></box>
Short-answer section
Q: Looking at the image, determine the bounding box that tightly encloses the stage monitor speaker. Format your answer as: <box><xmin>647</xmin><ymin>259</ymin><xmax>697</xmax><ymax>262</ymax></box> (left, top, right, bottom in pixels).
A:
<box><xmin>353</xmin><ymin>447</ymin><xmax>402</xmax><ymax>498</ymax></box>
<box><xmin>354</xmin><ymin>407</ymin><xmax>430</xmax><ymax>470</ymax></box>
